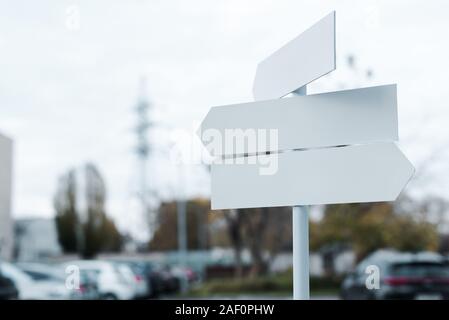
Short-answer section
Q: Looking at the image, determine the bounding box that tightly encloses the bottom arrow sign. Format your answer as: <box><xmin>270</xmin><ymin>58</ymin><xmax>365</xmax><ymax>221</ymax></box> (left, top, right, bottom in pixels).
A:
<box><xmin>211</xmin><ymin>143</ymin><xmax>414</xmax><ymax>210</ymax></box>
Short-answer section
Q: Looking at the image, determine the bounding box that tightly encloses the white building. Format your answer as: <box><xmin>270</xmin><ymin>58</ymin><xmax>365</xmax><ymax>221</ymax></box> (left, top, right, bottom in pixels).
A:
<box><xmin>269</xmin><ymin>252</ymin><xmax>324</xmax><ymax>276</ymax></box>
<box><xmin>0</xmin><ymin>133</ymin><xmax>13</xmax><ymax>261</ymax></box>
<box><xmin>15</xmin><ymin>218</ymin><xmax>62</xmax><ymax>261</ymax></box>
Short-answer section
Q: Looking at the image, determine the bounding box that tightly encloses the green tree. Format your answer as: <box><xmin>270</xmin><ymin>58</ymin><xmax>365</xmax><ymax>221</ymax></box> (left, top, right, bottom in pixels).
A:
<box><xmin>54</xmin><ymin>164</ymin><xmax>122</xmax><ymax>258</ymax></box>
<box><xmin>149</xmin><ymin>198</ymin><xmax>210</xmax><ymax>251</ymax></box>
<box><xmin>54</xmin><ymin>170</ymin><xmax>78</xmax><ymax>253</ymax></box>
<box><xmin>310</xmin><ymin>200</ymin><xmax>439</xmax><ymax>262</ymax></box>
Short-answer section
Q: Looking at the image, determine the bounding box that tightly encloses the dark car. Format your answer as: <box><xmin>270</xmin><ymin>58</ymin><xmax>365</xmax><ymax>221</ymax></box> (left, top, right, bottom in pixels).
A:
<box><xmin>111</xmin><ymin>260</ymin><xmax>180</xmax><ymax>298</ymax></box>
<box><xmin>0</xmin><ymin>271</ymin><xmax>18</xmax><ymax>300</ymax></box>
<box><xmin>154</xmin><ymin>264</ymin><xmax>180</xmax><ymax>294</ymax></box>
<box><xmin>341</xmin><ymin>250</ymin><xmax>449</xmax><ymax>300</ymax></box>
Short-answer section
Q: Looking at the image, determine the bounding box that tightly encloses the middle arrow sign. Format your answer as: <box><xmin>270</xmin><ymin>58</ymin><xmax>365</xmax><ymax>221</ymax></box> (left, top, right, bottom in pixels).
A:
<box><xmin>199</xmin><ymin>84</ymin><xmax>398</xmax><ymax>157</ymax></box>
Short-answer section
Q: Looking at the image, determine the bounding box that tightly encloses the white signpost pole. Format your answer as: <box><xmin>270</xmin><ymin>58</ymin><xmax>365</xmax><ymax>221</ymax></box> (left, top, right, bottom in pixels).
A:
<box><xmin>293</xmin><ymin>205</ymin><xmax>309</xmax><ymax>299</ymax></box>
<box><xmin>292</xmin><ymin>85</ymin><xmax>309</xmax><ymax>300</ymax></box>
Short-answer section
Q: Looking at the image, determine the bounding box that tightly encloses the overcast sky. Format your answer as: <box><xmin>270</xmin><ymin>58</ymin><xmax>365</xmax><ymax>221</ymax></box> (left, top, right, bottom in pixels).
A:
<box><xmin>1</xmin><ymin>0</ymin><xmax>449</xmax><ymax>236</ymax></box>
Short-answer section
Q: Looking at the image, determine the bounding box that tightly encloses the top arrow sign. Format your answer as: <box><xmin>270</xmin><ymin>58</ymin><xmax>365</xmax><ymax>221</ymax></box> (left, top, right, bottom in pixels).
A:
<box><xmin>253</xmin><ymin>11</ymin><xmax>336</xmax><ymax>101</ymax></box>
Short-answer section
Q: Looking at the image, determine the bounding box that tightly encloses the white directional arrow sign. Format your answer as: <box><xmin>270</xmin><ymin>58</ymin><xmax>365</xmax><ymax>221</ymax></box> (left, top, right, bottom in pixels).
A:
<box><xmin>211</xmin><ymin>143</ymin><xmax>414</xmax><ymax>210</ymax></box>
<box><xmin>200</xmin><ymin>84</ymin><xmax>398</xmax><ymax>157</ymax></box>
<box><xmin>198</xmin><ymin>10</ymin><xmax>413</xmax><ymax>210</ymax></box>
<box><xmin>199</xmin><ymin>10</ymin><xmax>414</xmax><ymax>300</ymax></box>
<box><xmin>253</xmin><ymin>11</ymin><xmax>335</xmax><ymax>101</ymax></box>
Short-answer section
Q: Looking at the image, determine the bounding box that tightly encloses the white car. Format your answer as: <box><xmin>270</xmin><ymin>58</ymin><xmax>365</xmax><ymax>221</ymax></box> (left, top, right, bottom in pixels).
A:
<box><xmin>16</xmin><ymin>262</ymin><xmax>99</xmax><ymax>300</ymax></box>
<box><xmin>114</xmin><ymin>262</ymin><xmax>149</xmax><ymax>298</ymax></box>
<box><xmin>0</xmin><ymin>262</ymin><xmax>70</xmax><ymax>300</ymax></box>
<box><xmin>65</xmin><ymin>260</ymin><xmax>135</xmax><ymax>300</ymax></box>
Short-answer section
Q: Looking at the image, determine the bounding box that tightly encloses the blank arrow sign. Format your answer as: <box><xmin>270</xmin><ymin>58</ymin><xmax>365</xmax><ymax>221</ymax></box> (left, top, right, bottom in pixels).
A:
<box><xmin>211</xmin><ymin>143</ymin><xmax>414</xmax><ymax>210</ymax></box>
<box><xmin>199</xmin><ymin>85</ymin><xmax>398</xmax><ymax>157</ymax></box>
<box><xmin>253</xmin><ymin>11</ymin><xmax>336</xmax><ymax>101</ymax></box>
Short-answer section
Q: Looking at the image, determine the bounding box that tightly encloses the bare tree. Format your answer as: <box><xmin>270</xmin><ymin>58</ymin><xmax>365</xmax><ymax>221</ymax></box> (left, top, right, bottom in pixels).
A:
<box><xmin>224</xmin><ymin>209</ymin><xmax>244</xmax><ymax>277</ymax></box>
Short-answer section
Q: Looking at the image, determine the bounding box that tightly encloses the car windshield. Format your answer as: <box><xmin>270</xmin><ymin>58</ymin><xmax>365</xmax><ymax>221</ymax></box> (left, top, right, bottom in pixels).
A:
<box><xmin>0</xmin><ymin>263</ymin><xmax>33</xmax><ymax>285</ymax></box>
<box><xmin>22</xmin><ymin>269</ymin><xmax>65</xmax><ymax>282</ymax></box>
<box><xmin>391</xmin><ymin>262</ymin><xmax>449</xmax><ymax>278</ymax></box>
<box><xmin>127</xmin><ymin>263</ymin><xmax>146</xmax><ymax>275</ymax></box>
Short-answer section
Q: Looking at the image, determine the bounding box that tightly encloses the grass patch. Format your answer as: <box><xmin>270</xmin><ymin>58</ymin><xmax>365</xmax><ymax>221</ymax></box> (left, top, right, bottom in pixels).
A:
<box><xmin>186</xmin><ymin>269</ymin><xmax>341</xmax><ymax>297</ymax></box>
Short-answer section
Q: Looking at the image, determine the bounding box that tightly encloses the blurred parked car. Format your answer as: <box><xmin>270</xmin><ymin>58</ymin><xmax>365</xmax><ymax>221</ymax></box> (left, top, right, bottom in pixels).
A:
<box><xmin>341</xmin><ymin>250</ymin><xmax>449</xmax><ymax>300</ymax></box>
<box><xmin>16</xmin><ymin>263</ymin><xmax>99</xmax><ymax>300</ymax></box>
<box><xmin>107</xmin><ymin>259</ymin><xmax>178</xmax><ymax>298</ymax></box>
<box><xmin>144</xmin><ymin>262</ymin><xmax>179</xmax><ymax>295</ymax></box>
<box><xmin>109</xmin><ymin>261</ymin><xmax>152</xmax><ymax>298</ymax></box>
<box><xmin>113</xmin><ymin>262</ymin><xmax>149</xmax><ymax>299</ymax></box>
<box><xmin>137</xmin><ymin>261</ymin><xmax>169</xmax><ymax>297</ymax></box>
<box><xmin>172</xmin><ymin>266</ymin><xmax>198</xmax><ymax>284</ymax></box>
<box><xmin>171</xmin><ymin>266</ymin><xmax>196</xmax><ymax>292</ymax></box>
<box><xmin>0</xmin><ymin>262</ymin><xmax>71</xmax><ymax>299</ymax></box>
<box><xmin>0</xmin><ymin>270</ymin><xmax>18</xmax><ymax>300</ymax></box>
<box><xmin>64</xmin><ymin>260</ymin><xmax>135</xmax><ymax>300</ymax></box>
